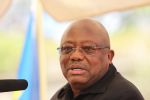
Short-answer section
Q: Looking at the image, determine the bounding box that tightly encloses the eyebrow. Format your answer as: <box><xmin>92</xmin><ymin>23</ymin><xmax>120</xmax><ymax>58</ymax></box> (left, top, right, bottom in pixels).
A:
<box><xmin>61</xmin><ymin>41</ymin><xmax>99</xmax><ymax>47</ymax></box>
<box><xmin>80</xmin><ymin>40</ymin><xmax>97</xmax><ymax>44</ymax></box>
<box><xmin>62</xmin><ymin>40</ymin><xmax>97</xmax><ymax>44</ymax></box>
<box><xmin>61</xmin><ymin>41</ymin><xmax>74</xmax><ymax>46</ymax></box>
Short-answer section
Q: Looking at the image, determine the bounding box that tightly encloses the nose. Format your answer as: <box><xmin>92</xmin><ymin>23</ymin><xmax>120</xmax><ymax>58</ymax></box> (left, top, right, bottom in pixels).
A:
<box><xmin>70</xmin><ymin>48</ymin><xmax>84</xmax><ymax>61</ymax></box>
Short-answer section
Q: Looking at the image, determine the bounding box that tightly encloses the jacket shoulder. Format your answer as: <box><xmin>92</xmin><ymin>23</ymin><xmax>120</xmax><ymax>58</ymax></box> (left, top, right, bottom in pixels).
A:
<box><xmin>108</xmin><ymin>72</ymin><xmax>144</xmax><ymax>100</ymax></box>
<box><xmin>50</xmin><ymin>84</ymin><xmax>69</xmax><ymax>100</ymax></box>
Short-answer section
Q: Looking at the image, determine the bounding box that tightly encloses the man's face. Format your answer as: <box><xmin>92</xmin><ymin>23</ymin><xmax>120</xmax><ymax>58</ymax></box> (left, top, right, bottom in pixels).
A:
<box><xmin>59</xmin><ymin>24</ymin><xmax>112</xmax><ymax>88</ymax></box>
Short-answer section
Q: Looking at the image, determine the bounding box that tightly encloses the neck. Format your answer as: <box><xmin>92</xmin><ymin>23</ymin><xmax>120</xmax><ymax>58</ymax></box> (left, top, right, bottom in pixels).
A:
<box><xmin>72</xmin><ymin>88</ymin><xmax>80</xmax><ymax>97</ymax></box>
<box><xmin>70</xmin><ymin>84</ymin><xmax>85</xmax><ymax>97</ymax></box>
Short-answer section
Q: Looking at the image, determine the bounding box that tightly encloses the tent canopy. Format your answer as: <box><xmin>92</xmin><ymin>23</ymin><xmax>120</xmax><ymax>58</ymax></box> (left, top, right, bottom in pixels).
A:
<box><xmin>0</xmin><ymin>0</ymin><xmax>12</xmax><ymax>18</ymax></box>
<box><xmin>1</xmin><ymin>0</ymin><xmax>150</xmax><ymax>21</ymax></box>
<box><xmin>41</xmin><ymin>0</ymin><xmax>150</xmax><ymax>21</ymax></box>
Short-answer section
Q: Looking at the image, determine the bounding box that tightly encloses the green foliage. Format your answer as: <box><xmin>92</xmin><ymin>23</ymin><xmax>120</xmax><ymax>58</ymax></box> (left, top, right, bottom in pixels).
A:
<box><xmin>0</xmin><ymin>33</ymin><xmax>23</xmax><ymax>73</ymax></box>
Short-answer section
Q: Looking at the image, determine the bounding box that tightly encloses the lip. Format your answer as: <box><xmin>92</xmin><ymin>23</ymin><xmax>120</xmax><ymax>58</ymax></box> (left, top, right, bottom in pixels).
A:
<box><xmin>67</xmin><ymin>64</ymin><xmax>87</xmax><ymax>75</ymax></box>
<box><xmin>67</xmin><ymin>64</ymin><xmax>86</xmax><ymax>70</ymax></box>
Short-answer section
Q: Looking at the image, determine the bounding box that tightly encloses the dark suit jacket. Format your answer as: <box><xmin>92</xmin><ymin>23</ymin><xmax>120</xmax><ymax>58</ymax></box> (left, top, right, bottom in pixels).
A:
<box><xmin>51</xmin><ymin>64</ymin><xmax>144</xmax><ymax>100</ymax></box>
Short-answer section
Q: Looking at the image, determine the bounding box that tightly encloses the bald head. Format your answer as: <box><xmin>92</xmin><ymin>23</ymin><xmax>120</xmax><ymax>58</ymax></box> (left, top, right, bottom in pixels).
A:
<box><xmin>59</xmin><ymin>19</ymin><xmax>114</xmax><ymax>96</ymax></box>
<box><xmin>62</xmin><ymin>18</ymin><xmax>110</xmax><ymax>48</ymax></box>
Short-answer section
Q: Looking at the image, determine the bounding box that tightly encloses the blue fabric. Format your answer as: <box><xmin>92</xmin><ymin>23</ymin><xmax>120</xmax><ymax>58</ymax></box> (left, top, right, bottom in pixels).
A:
<box><xmin>18</xmin><ymin>14</ymin><xmax>39</xmax><ymax>100</ymax></box>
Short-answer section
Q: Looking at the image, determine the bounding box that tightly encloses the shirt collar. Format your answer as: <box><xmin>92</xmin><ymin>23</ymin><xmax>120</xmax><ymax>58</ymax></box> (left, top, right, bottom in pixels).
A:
<box><xmin>58</xmin><ymin>64</ymin><xmax>117</xmax><ymax>98</ymax></box>
<box><xmin>81</xmin><ymin>64</ymin><xmax>117</xmax><ymax>94</ymax></box>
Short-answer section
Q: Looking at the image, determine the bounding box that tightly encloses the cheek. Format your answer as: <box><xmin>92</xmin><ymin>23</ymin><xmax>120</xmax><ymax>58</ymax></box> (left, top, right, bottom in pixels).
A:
<box><xmin>60</xmin><ymin>55</ymin><xmax>69</xmax><ymax>64</ymax></box>
<box><xmin>60</xmin><ymin>56</ymin><xmax>68</xmax><ymax>75</ymax></box>
<box><xmin>88</xmin><ymin>55</ymin><xmax>104</xmax><ymax>67</ymax></box>
<box><xmin>97</xmin><ymin>53</ymin><xmax>110</xmax><ymax>66</ymax></box>
<box><xmin>89</xmin><ymin>59</ymin><xmax>102</xmax><ymax>73</ymax></box>
<box><xmin>88</xmin><ymin>55</ymin><xmax>108</xmax><ymax>74</ymax></box>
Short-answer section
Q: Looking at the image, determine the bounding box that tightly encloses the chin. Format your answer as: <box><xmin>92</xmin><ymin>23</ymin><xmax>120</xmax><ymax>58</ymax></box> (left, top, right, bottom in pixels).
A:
<box><xmin>68</xmin><ymin>77</ymin><xmax>88</xmax><ymax>85</ymax></box>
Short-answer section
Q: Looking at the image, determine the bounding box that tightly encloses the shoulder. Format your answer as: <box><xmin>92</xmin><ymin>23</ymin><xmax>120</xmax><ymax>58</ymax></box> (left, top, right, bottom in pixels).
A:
<box><xmin>108</xmin><ymin>72</ymin><xmax>144</xmax><ymax>100</ymax></box>
<box><xmin>50</xmin><ymin>87</ymin><xmax>65</xmax><ymax>100</ymax></box>
<box><xmin>50</xmin><ymin>84</ymin><xmax>70</xmax><ymax>100</ymax></box>
<box><xmin>111</xmin><ymin>72</ymin><xmax>139</xmax><ymax>91</ymax></box>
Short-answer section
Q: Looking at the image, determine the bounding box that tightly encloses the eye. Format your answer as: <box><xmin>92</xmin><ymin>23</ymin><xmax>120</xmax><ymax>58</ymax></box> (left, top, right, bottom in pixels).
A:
<box><xmin>82</xmin><ymin>46</ymin><xmax>95</xmax><ymax>53</ymax></box>
<box><xmin>61</xmin><ymin>46</ymin><xmax>74</xmax><ymax>54</ymax></box>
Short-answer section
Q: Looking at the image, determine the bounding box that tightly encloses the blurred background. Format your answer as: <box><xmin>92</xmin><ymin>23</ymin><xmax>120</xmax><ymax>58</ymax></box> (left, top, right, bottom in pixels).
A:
<box><xmin>0</xmin><ymin>0</ymin><xmax>150</xmax><ymax>100</ymax></box>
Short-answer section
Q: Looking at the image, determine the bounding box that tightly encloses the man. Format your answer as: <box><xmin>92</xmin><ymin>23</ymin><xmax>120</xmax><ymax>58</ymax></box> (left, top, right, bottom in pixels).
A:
<box><xmin>51</xmin><ymin>18</ymin><xmax>144</xmax><ymax>100</ymax></box>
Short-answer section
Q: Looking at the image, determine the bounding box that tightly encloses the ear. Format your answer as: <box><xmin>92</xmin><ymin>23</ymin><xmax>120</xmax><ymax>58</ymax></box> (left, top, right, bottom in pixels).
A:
<box><xmin>108</xmin><ymin>50</ymin><xmax>114</xmax><ymax>64</ymax></box>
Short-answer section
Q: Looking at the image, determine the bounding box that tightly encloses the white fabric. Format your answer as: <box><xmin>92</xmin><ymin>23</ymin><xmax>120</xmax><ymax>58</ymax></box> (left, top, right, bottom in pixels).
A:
<box><xmin>41</xmin><ymin>0</ymin><xmax>150</xmax><ymax>21</ymax></box>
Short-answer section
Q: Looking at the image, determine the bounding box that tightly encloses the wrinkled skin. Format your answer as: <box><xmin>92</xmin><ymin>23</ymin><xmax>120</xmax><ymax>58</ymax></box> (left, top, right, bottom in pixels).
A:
<box><xmin>59</xmin><ymin>19</ymin><xmax>114</xmax><ymax>97</ymax></box>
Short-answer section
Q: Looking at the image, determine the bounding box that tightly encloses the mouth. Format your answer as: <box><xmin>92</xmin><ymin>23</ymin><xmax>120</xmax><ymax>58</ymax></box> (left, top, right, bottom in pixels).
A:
<box><xmin>71</xmin><ymin>68</ymin><xmax>83</xmax><ymax>70</ymax></box>
<box><xmin>67</xmin><ymin>65</ymin><xmax>87</xmax><ymax>75</ymax></box>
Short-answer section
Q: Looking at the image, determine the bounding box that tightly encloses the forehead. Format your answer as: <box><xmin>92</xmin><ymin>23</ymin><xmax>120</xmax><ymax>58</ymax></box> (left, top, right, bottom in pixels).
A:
<box><xmin>61</xmin><ymin>19</ymin><xmax>107</xmax><ymax>45</ymax></box>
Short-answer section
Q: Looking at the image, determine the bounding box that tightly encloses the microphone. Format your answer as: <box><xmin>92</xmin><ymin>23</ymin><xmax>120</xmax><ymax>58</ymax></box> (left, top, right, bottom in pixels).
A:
<box><xmin>0</xmin><ymin>79</ymin><xmax>28</xmax><ymax>92</ymax></box>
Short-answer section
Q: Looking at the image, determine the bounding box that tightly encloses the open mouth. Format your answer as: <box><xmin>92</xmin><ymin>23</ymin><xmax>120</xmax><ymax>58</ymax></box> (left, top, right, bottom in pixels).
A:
<box><xmin>68</xmin><ymin>67</ymin><xmax>86</xmax><ymax>75</ymax></box>
<box><xmin>71</xmin><ymin>68</ymin><xmax>82</xmax><ymax>70</ymax></box>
